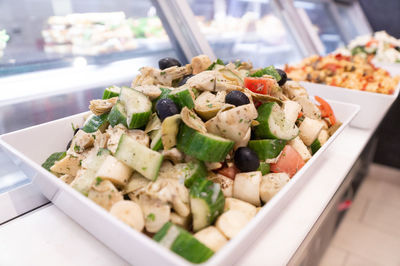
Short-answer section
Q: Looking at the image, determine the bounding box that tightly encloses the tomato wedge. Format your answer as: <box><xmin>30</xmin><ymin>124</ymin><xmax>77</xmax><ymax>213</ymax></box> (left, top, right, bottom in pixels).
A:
<box><xmin>315</xmin><ymin>96</ymin><xmax>336</xmax><ymax>125</ymax></box>
<box><xmin>270</xmin><ymin>145</ymin><xmax>305</xmax><ymax>178</ymax></box>
<box><xmin>218</xmin><ymin>165</ymin><xmax>239</xmax><ymax>180</ymax></box>
<box><xmin>244</xmin><ymin>77</ymin><xmax>274</xmax><ymax>95</ymax></box>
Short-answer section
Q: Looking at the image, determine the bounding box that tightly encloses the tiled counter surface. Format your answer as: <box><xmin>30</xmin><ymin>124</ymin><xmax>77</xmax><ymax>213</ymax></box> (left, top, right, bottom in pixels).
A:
<box><xmin>0</xmin><ymin>126</ymin><xmax>373</xmax><ymax>266</ymax></box>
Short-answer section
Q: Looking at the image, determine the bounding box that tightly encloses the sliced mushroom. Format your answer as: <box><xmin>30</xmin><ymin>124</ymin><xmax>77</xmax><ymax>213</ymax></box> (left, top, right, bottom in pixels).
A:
<box><xmin>133</xmin><ymin>85</ymin><xmax>162</xmax><ymax>100</ymax></box>
<box><xmin>88</xmin><ymin>180</ymin><xmax>123</xmax><ymax>211</ymax></box>
<box><xmin>241</xmin><ymin>88</ymin><xmax>283</xmax><ymax>105</ymax></box>
<box><xmin>260</xmin><ymin>173</ymin><xmax>290</xmax><ymax>203</ymax></box>
<box><xmin>282</xmin><ymin>81</ymin><xmax>308</xmax><ymax>99</ymax></box>
<box><xmin>186</xmin><ymin>71</ymin><xmax>216</xmax><ymax>91</ymax></box>
<box><xmin>110</xmin><ymin>200</ymin><xmax>145</xmax><ymax>231</ymax></box>
<box><xmin>89</xmin><ymin>97</ymin><xmax>118</xmax><ymax>116</ymax></box>
<box><xmin>139</xmin><ymin>194</ymin><xmax>171</xmax><ymax>233</ymax></box>
<box><xmin>194</xmin><ymin>226</ymin><xmax>228</xmax><ymax>252</ymax></box>
<box><xmin>205</xmin><ymin>104</ymin><xmax>257</xmax><ymax>143</ymax></box>
<box><xmin>181</xmin><ymin>107</ymin><xmax>207</xmax><ymax>133</ymax></box>
<box><xmin>233</xmin><ymin>172</ymin><xmax>261</xmax><ymax>207</ymax></box>
<box><xmin>161</xmin><ymin>148</ymin><xmax>184</xmax><ymax>164</ymax></box>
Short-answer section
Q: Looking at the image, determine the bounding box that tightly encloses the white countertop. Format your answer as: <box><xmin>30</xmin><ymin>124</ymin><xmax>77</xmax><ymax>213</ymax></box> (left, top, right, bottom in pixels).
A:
<box><xmin>0</xmin><ymin>126</ymin><xmax>374</xmax><ymax>266</ymax></box>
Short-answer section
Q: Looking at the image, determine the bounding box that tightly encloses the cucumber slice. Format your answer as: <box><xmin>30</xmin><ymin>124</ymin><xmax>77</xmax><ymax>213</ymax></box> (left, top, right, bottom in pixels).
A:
<box><xmin>115</xmin><ymin>134</ymin><xmax>163</xmax><ymax>181</ymax></box>
<box><xmin>42</xmin><ymin>151</ymin><xmax>66</xmax><ymax>171</ymax></box>
<box><xmin>82</xmin><ymin>113</ymin><xmax>109</xmax><ymax>133</ymax></box>
<box><xmin>177</xmin><ymin>124</ymin><xmax>234</xmax><ymax>162</ymax></box>
<box><xmin>70</xmin><ymin>148</ymin><xmax>111</xmax><ymax>195</ymax></box>
<box><xmin>108</xmin><ymin>101</ymin><xmax>128</xmax><ymax>128</ymax></box>
<box><xmin>310</xmin><ymin>139</ymin><xmax>321</xmax><ymax>155</ymax></box>
<box><xmin>168</xmin><ymin>86</ymin><xmax>195</xmax><ymax>109</ymax></box>
<box><xmin>154</xmin><ymin>222</ymin><xmax>214</xmax><ymax>263</ymax></box>
<box><xmin>174</xmin><ymin>161</ymin><xmax>207</xmax><ymax>188</ymax></box>
<box><xmin>190</xmin><ymin>177</ymin><xmax>225</xmax><ymax>232</ymax></box>
<box><xmin>255</xmin><ymin>102</ymin><xmax>299</xmax><ymax>140</ymax></box>
<box><xmin>257</xmin><ymin>162</ymin><xmax>270</xmax><ymax>175</ymax></box>
<box><xmin>150</xmin><ymin>129</ymin><xmax>163</xmax><ymax>151</ymax></box>
<box><xmin>102</xmin><ymin>86</ymin><xmax>121</xmax><ymax>99</ymax></box>
<box><xmin>119</xmin><ymin>87</ymin><xmax>152</xmax><ymax>129</ymax></box>
<box><xmin>248</xmin><ymin>139</ymin><xmax>287</xmax><ymax>160</ymax></box>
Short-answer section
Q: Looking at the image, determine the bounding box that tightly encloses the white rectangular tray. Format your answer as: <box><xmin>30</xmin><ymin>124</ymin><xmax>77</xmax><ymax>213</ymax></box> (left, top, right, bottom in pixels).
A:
<box><xmin>300</xmin><ymin>81</ymin><xmax>399</xmax><ymax>129</ymax></box>
<box><xmin>0</xmin><ymin>100</ymin><xmax>359</xmax><ymax>266</ymax></box>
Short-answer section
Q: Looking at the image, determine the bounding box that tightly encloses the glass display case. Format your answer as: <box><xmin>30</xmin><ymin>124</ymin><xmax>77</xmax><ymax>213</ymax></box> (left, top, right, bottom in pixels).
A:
<box><xmin>185</xmin><ymin>0</ymin><xmax>306</xmax><ymax>67</ymax></box>
<box><xmin>0</xmin><ymin>0</ymin><xmax>185</xmax><ymax>77</ymax></box>
<box><xmin>294</xmin><ymin>0</ymin><xmax>345</xmax><ymax>54</ymax></box>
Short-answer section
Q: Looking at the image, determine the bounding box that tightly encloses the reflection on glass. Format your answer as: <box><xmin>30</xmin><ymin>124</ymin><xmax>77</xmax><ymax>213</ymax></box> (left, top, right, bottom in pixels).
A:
<box><xmin>335</xmin><ymin>4</ymin><xmax>360</xmax><ymax>41</ymax></box>
<box><xmin>294</xmin><ymin>0</ymin><xmax>344</xmax><ymax>54</ymax></box>
<box><xmin>0</xmin><ymin>0</ymin><xmax>173</xmax><ymax>76</ymax></box>
<box><xmin>0</xmin><ymin>30</ymin><xmax>9</xmax><ymax>58</ymax></box>
<box><xmin>188</xmin><ymin>0</ymin><xmax>303</xmax><ymax>67</ymax></box>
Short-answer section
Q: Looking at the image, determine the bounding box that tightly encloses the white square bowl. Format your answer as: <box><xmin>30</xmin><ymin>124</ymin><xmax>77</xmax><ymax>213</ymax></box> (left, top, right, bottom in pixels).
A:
<box><xmin>300</xmin><ymin>81</ymin><xmax>399</xmax><ymax>129</ymax></box>
<box><xmin>0</xmin><ymin>100</ymin><xmax>359</xmax><ymax>266</ymax></box>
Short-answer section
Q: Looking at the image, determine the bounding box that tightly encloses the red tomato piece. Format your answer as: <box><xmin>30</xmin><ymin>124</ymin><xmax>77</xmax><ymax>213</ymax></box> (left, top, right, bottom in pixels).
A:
<box><xmin>218</xmin><ymin>165</ymin><xmax>239</xmax><ymax>180</ymax></box>
<box><xmin>244</xmin><ymin>77</ymin><xmax>274</xmax><ymax>95</ymax></box>
<box><xmin>270</xmin><ymin>145</ymin><xmax>305</xmax><ymax>178</ymax></box>
<box><xmin>315</xmin><ymin>96</ymin><xmax>336</xmax><ymax>126</ymax></box>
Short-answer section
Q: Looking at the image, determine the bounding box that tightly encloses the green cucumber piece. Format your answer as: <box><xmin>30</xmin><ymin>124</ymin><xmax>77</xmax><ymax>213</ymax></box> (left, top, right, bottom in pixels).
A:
<box><xmin>168</xmin><ymin>86</ymin><xmax>195</xmax><ymax>109</ymax></box>
<box><xmin>42</xmin><ymin>151</ymin><xmax>66</xmax><ymax>171</ymax></box>
<box><xmin>248</xmin><ymin>139</ymin><xmax>287</xmax><ymax>160</ymax></box>
<box><xmin>154</xmin><ymin>222</ymin><xmax>214</xmax><ymax>263</ymax></box>
<box><xmin>206</xmin><ymin>58</ymin><xmax>224</xmax><ymax>70</ymax></box>
<box><xmin>174</xmin><ymin>161</ymin><xmax>207</xmax><ymax>188</ymax></box>
<box><xmin>250</xmin><ymin>65</ymin><xmax>281</xmax><ymax>81</ymax></box>
<box><xmin>150</xmin><ymin>129</ymin><xmax>163</xmax><ymax>151</ymax></box>
<box><xmin>108</xmin><ymin>101</ymin><xmax>128</xmax><ymax>127</ymax></box>
<box><xmin>119</xmin><ymin>87</ymin><xmax>151</xmax><ymax>129</ymax></box>
<box><xmin>82</xmin><ymin>113</ymin><xmax>109</xmax><ymax>133</ymax></box>
<box><xmin>70</xmin><ymin>148</ymin><xmax>111</xmax><ymax>195</ymax></box>
<box><xmin>102</xmin><ymin>86</ymin><xmax>121</xmax><ymax>99</ymax></box>
<box><xmin>255</xmin><ymin>102</ymin><xmax>299</xmax><ymax>140</ymax></box>
<box><xmin>310</xmin><ymin>139</ymin><xmax>321</xmax><ymax>155</ymax></box>
<box><xmin>177</xmin><ymin>124</ymin><xmax>234</xmax><ymax>162</ymax></box>
<box><xmin>190</xmin><ymin>177</ymin><xmax>225</xmax><ymax>232</ymax></box>
<box><xmin>257</xmin><ymin>162</ymin><xmax>270</xmax><ymax>175</ymax></box>
<box><xmin>115</xmin><ymin>134</ymin><xmax>163</xmax><ymax>181</ymax></box>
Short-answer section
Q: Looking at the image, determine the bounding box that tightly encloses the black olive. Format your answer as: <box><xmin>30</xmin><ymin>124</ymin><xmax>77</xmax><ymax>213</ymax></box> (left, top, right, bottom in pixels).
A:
<box><xmin>225</xmin><ymin>91</ymin><xmax>250</xmax><ymax>107</ymax></box>
<box><xmin>66</xmin><ymin>139</ymin><xmax>72</xmax><ymax>150</ymax></box>
<box><xmin>158</xmin><ymin>57</ymin><xmax>182</xmax><ymax>70</ymax></box>
<box><xmin>74</xmin><ymin>127</ymin><xmax>80</xmax><ymax>135</ymax></box>
<box><xmin>276</xmin><ymin>69</ymin><xmax>287</xmax><ymax>86</ymax></box>
<box><xmin>234</xmin><ymin>147</ymin><xmax>260</xmax><ymax>172</ymax></box>
<box><xmin>155</xmin><ymin>98</ymin><xmax>180</xmax><ymax>121</ymax></box>
<box><xmin>178</xmin><ymin>74</ymin><xmax>194</xmax><ymax>87</ymax></box>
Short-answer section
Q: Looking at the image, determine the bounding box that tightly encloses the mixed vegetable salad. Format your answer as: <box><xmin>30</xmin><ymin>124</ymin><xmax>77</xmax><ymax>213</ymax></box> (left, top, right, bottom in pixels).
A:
<box><xmin>337</xmin><ymin>31</ymin><xmax>400</xmax><ymax>64</ymax></box>
<box><xmin>285</xmin><ymin>53</ymin><xmax>400</xmax><ymax>95</ymax></box>
<box><xmin>42</xmin><ymin>55</ymin><xmax>339</xmax><ymax>263</ymax></box>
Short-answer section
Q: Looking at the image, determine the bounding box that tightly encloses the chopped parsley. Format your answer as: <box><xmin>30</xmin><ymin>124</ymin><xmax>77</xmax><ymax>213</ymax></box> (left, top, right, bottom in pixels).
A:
<box><xmin>147</xmin><ymin>213</ymin><xmax>156</xmax><ymax>221</ymax></box>
<box><xmin>160</xmin><ymin>71</ymin><xmax>166</xmax><ymax>75</ymax></box>
<box><xmin>95</xmin><ymin>177</ymin><xmax>102</xmax><ymax>186</ymax></box>
<box><xmin>74</xmin><ymin>145</ymin><xmax>81</xmax><ymax>153</ymax></box>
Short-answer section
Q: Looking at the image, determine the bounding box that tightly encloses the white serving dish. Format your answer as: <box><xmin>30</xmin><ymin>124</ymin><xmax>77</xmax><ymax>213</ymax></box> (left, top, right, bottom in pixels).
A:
<box><xmin>300</xmin><ymin>81</ymin><xmax>399</xmax><ymax>129</ymax></box>
<box><xmin>0</xmin><ymin>100</ymin><xmax>359</xmax><ymax>266</ymax></box>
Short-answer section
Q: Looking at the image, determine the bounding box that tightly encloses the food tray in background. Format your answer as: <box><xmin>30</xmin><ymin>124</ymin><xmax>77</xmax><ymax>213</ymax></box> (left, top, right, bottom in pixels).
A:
<box><xmin>300</xmin><ymin>82</ymin><xmax>399</xmax><ymax>129</ymax></box>
<box><xmin>0</xmin><ymin>100</ymin><xmax>359</xmax><ymax>266</ymax></box>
